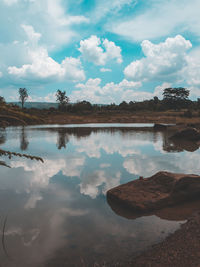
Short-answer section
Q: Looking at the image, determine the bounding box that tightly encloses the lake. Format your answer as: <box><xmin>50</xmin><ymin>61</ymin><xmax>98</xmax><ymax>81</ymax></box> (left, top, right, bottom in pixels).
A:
<box><xmin>0</xmin><ymin>124</ymin><xmax>199</xmax><ymax>267</ymax></box>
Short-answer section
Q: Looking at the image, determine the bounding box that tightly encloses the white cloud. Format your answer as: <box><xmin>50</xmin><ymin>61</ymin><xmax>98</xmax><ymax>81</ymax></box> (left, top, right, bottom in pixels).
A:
<box><xmin>103</xmin><ymin>38</ymin><xmax>122</xmax><ymax>64</ymax></box>
<box><xmin>100</xmin><ymin>68</ymin><xmax>112</xmax><ymax>72</ymax></box>
<box><xmin>0</xmin><ymin>71</ymin><xmax>2</xmax><ymax>78</ymax></box>
<box><xmin>8</xmin><ymin>48</ymin><xmax>85</xmax><ymax>82</ymax></box>
<box><xmin>182</xmin><ymin>48</ymin><xmax>200</xmax><ymax>97</ymax></box>
<box><xmin>61</xmin><ymin>57</ymin><xmax>85</xmax><ymax>82</ymax></box>
<box><xmin>79</xmin><ymin>170</ymin><xmax>121</xmax><ymax>199</ymax></box>
<box><xmin>21</xmin><ymin>24</ymin><xmax>41</xmax><ymax>45</ymax></box>
<box><xmin>8</xmin><ymin>25</ymin><xmax>85</xmax><ymax>83</ymax></box>
<box><xmin>71</xmin><ymin>131</ymin><xmax>143</xmax><ymax>160</ymax></box>
<box><xmin>10</xmin><ymin>154</ymin><xmax>85</xmax><ymax>188</ymax></box>
<box><xmin>70</xmin><ymin>78</ymin><xmax>142</xmax><ymax>104</ymax></box>
<box><xmin>108</xmin><ymin>0</ymin><xmax>200</xmax><ymax>42</ymax></box>
<box><xmin>154</xmin><ymin>82</ymin><xmax>172</xmax><ymax>99</ymax></box>
<box><xmin>0</xmin><ymin>0</ymin><xmax>90</xmax><ymax>89</ymax></box>
<box><xmin>124</xmin><ymin>35</ymin><xmax>192</xmax><ymax>83</ymax></box>
<box><xmin>3</xmin><ymin>0</ymin><xmax>18</xmax><ymax>5</ymax></box>
<box><xmin>1</xmin><ymin>0</ymin><xmax>89</xmax><ymax>49</ymax></box>
<box><xmin>93</xmin><ymin>0</ymin><xmax>137</xmax><ymax>21</ymax></box>
<box><xmin>123</xmin><ymin>156</ymin><xmax>158</xmax><ymax>177</ymax></box>
<box><xmin>123</xmin><ymin>149</ymin><xmax>200</xmax><ymax>178</ymax></box>
<box><xmin>123</xmin><ymin>36</ymin><xmax>200</xmax><ymax>99</ymax></box>
<box><xmin>29</xmin><ymin>92</ymin><xmax>56</xmax><ymax>103</ymax></box>
<box><xmin>79</xmin><ymin>35</ymin><xmax>122</xmax><ymax>65</ymax></box>
<box><xmin>62</xmin><ymin>156</ymin><xmax>85</xmax><ymax>177</ymax></box>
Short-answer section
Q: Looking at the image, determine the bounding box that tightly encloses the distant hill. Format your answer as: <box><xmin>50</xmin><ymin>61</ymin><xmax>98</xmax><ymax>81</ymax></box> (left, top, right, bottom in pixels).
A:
<box><xmin>10</xmin><ymin>102</ymin><xmax>58</xmax><ymax>109</ymax></box>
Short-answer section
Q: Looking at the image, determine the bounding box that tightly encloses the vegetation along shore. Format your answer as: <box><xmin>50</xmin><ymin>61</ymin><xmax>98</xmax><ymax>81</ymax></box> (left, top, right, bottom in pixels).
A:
<box><xmin>1</xmin><ymin>87</ymin><xmax>200</xmax><ymax>127</ymax></box>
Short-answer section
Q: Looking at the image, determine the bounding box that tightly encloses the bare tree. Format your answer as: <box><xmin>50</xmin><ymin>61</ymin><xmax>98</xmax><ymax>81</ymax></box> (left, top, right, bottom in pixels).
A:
<box><xmin>19</xmin><ymin>88</ymin><xmax>28</xmax><ymax>108</ymax></box>
<box><xmin>56</xmin><ymin>90</ymin><xmax>69</xmax><ymax>111</ymax></box>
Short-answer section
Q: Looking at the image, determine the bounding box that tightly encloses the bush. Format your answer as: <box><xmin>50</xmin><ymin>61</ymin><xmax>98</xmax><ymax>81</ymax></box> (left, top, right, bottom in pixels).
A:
<box><xmin>183</xmin><ymin>109</ymin><xmax>193</xmax><ymax>118</ymax></box>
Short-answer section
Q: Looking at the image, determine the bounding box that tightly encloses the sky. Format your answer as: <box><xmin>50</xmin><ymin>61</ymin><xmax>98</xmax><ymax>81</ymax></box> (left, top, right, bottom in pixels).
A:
<box><xmin>0</xmin><ymin>0</ymin><xmax>200</xmax><ymax>104</ymax></box>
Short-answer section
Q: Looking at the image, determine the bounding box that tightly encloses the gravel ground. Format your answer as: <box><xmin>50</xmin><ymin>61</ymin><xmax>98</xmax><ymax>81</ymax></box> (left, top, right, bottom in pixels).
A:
<box><xmin>131</xmin><ymin>211</ymin><xmax>200</xmax><ymax>267</ymax></box>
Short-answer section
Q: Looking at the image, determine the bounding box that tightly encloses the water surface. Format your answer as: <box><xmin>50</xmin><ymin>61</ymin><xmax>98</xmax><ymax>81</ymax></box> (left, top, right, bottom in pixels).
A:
<box><xmin>0</xmin><ymin>124</ymin><xmax>199</xmax><ymax>266</ymax></box>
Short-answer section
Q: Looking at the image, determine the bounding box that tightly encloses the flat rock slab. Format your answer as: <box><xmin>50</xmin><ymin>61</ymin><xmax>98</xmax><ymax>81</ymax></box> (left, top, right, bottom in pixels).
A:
<box><xmin>107</xmin><ymin>171</ymin><xmax>200</xmax><ymax>213</ymax></box>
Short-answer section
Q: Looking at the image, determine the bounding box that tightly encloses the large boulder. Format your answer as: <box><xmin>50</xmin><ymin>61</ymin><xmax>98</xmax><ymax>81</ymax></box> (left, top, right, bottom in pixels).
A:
<box><xmin>170</xmin><ymin>127</ymin><xmax>200</xmax><ymax>141</ymax></box>
<box><xmin>107</xmin><ymin>171</ymin><xmax>200</xmax><ymax>213</ymax></box>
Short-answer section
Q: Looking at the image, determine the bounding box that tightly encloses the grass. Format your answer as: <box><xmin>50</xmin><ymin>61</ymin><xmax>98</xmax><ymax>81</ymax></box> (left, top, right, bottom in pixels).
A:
<box><xmin>0</xmin><ymin>148</ymin><xmax>44</xmax><ymax>168</ymax></box>
<box><xmin>1</xmin><ymin>102</ymin><xmax>200</xmax><ymax>126</ymax></box>
<box><xmin>0</xmin><ymin>103</ymin><xmax>44</xmax><ymax>126</ymax></box>
<box><xmin>43</xmin><ymin>110</ymin><xmax>200</xmax><ymax>125</ymax></box>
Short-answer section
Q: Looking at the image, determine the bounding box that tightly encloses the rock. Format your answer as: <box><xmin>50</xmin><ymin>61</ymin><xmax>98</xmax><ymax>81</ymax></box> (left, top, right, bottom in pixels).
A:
<box><xmin>153</xmin><ymin>124</ymin><xmax>167</xmax><ymax>131</ymax></box>
<box><xmin>170</xmin><ymin>127</ymin><xmax>200</xmax><ymax>141</ymax></box>
<box><xmin>107</xmin><ymin>195</ymin><xmax>200</xmax><ymax>221</ymax></box>
<box><xmin>107</xmin><ymin>171</ymin><xmax>200</xmax><ymax>214</ymax></box>
<box><xmin>187</xmin><ymin>123</ymin><xmax>197</xmax><ymax>128</ymax></box>
<box><xmin>165</xmin><ymin>138</ymin><xmax>200</xmax><ymax>152</ymax></box>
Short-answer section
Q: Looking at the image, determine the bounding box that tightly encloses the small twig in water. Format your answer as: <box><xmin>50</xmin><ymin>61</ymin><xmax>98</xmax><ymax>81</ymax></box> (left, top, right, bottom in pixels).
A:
<box><xmin>2</xmin><ymin>216</ymin><xmax>10</xmax><ymax>259</ymax></box>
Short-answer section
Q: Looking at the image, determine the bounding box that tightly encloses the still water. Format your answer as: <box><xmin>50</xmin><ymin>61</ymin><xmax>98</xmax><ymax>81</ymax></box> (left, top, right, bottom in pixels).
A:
<box><xmin>0</xmin><ymin>124</ymin><xmax>200</xmax><ymax>267</ymax></box>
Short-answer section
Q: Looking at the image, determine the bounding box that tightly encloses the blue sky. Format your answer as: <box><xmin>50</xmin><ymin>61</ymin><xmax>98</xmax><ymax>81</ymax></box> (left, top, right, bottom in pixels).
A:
<box><xmin>0</xmin><ymin>0</ymin><xmax>200</xmax><ymax>104</ymax></box>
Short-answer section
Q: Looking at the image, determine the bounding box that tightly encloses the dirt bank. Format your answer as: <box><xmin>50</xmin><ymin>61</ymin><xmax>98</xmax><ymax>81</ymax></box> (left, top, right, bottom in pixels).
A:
<box><xmin>131</xmin><ymin>211</ymin><xmax>200</xmax><ymax>267</ymax></box>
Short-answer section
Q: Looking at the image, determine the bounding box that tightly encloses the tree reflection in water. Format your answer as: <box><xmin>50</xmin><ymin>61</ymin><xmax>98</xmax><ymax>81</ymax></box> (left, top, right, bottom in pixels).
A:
<box><xmin>57</xmin><ymin>129</ymin><xmax>69</xmax><ymax>150</ymax></box>
<box><xmin>20</xmin><ymin>126</ymin><xmax>29</xmax><ymax>151</ymax></box>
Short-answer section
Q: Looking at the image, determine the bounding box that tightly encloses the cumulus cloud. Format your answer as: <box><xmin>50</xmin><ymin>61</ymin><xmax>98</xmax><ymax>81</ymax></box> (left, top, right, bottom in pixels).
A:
<box><xmin>71</xmin><ymin>130</ymin><xmax>144</xmax><ymax>159</ymax></box>
<box><xmin>123</xmin><ymin>149</ymin><xmax>200</xmax><ymax>178</ymax></box>
<box><xmin>70</xmin><ymin>78</ymin><xmax>142</xmax><ymax>104</ymax></box>
<box><xmin>8</xmin><ymin>25</ymin><xmax>85</xmax><ymax>83</ymax></box>
<box><xmin>123</xmin><ymin>35</ymin><xmax>200</xmax><ymax>99</ymax></box>
<box><xmin>0</xmin><ymin>0</ymin><xmax>89</xmax><ymax>91</ymax></box>
<box><xmin>10</xmin><ymin>154</ymin><xmax>85</xmax><ymax>188</ymax></box>
<box><xmin>124</xmin><ymin>35</ymin><xmax>192</xmax><ymax>83</ymax></box>
<box><xmin>182</xmin><ymin>47</ymin><xmax>200</xmax><ymax>97</ymax></box>
<box><xmin>79</xmin><ymin>35</ymin><xmax>122</xmax><ymax>65</ymax></box>
<box><xmin>79</xmin><ymin>170</ymin><xmax>121</xmax><ymax>199</ymax></box>
<box><xmin>8</xmin><ymin>48</ymin><xmax>85</xmax><ymax>82</ymax></box>
<box><xmin>108</xmin><ymin>0</ymin><xmax>200</xmax><ymax>42</ymax></box>
<box><xmin>123</xmin><ymin>156</ymin><xmax>158</xmax><ymax>177</ymax></box>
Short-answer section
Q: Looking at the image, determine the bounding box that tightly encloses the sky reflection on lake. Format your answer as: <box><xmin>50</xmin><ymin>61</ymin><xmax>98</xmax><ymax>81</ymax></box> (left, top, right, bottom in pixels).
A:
<box><xmin>0</xmin><ymin>124</ymin><xmax>199</xmax><ymax>266</ymax></box>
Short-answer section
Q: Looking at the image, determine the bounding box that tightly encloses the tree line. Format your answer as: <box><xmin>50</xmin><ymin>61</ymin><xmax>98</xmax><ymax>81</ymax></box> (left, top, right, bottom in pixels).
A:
<box><xmin>1</xmin><ymin>87</ymin><xmax>200</xmax><ymax>114</ymax></box>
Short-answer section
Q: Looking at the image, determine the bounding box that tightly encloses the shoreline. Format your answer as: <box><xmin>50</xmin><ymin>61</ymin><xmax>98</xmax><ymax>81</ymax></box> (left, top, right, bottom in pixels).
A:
<box><xmin>43</xmin><ymin>113</ymin><xmax>200</xmax><ymax>126</ymax></box>
<box><xmin>1</xmin><ymin>105</ymin><xmax>200</xmax><ymax>127</ymax></box>
<box><xmin>131</xmin><ymin>211</ymin><xmax>200</xmax><ymax>267</ymax></box>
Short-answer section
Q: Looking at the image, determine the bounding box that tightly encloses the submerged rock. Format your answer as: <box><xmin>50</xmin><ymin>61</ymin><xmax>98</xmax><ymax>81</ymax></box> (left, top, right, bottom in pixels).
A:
<box><xmin>170</xmin><ymin>127</ymin><xmax>200</xmax><ymax>141</ymax></box>
<box><xmin>107</xmin><ymin>171</ymin><xmax>200</xmax><ymax>213</ymax></box>
<box><xmin>107</xmin><ymin>193</ymin><xmax>200</xmax><ymax>221</ymax></box>
<box><xmin>153</xmin><ymin>124</ymin><xmax>167</xmax><ymax>131</ymax></box>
